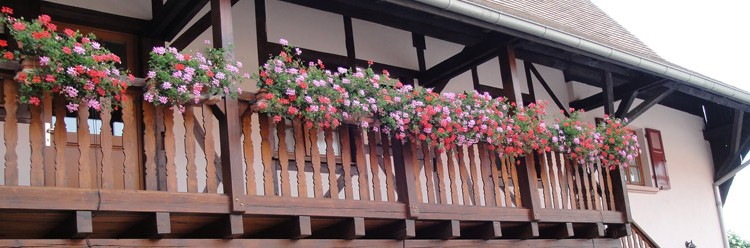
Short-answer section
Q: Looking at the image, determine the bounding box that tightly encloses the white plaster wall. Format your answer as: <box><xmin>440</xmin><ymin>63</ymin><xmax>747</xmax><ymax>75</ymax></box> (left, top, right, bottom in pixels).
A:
<box><xmin>352</xmin><ymin>19</ymin><xmax>418</xmax><ymax>70</ymax></box>
<box><xmin>44</xmin><ymin>0</ymin><xmax>152</xmax><ymax>20</ymax></box>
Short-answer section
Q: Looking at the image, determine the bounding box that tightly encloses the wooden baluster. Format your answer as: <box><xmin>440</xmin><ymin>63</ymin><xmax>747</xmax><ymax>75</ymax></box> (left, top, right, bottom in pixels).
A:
<box><xmin>184</xmin><ymin>107</ymin><xmax>197</xmax><ymax>193</ymax></box>
<box><xmin>42</xmin><ymin>93</ymin><xmax>54</xmax><ymax>186</ymax></box>
<box><xmin>324</xmin><ymin>128</ymin><xmax>337</xmax><ymax>199</ymax></box>
<box><xmin>367</xmin><ymin>130</ymin><xmax>381</xmax><ymax>201</ymax></box>
<box><xmin>498</xmin><ymin>155</ymin><xmax>511</xmax><ymax>207</ymax></box>
<box><xmin>339</xmin><ymin>126</ymin><xmax>353</xmax><ymax>200</ymax></box>
<box><xmin>570</xmin><ymin>156</ymin><xmax>584</xmax><ymax>209</ymax></box>
<box><xmin>539</xmin><ymin>152</ymin><xmax>552</xmax><ymax>208</ymax></box>
<box><xmin>259</xmin><ymin>114</ymin><xmax>275</xmax><ymax>196</ymax></box>
<box><xmin>164</xmin><ymin>107</ymin><xmax>177</xmax><ymax>192</ymax></box>
<box><xmin>292</xmin><ymin>119</ymin><xmax>306</xmax><ymax>197</ymax></box>
<box><xmin>457</xmin><ymin>147</ymin><xmax>471</xmax><ymax>205</ymax></box>
<box><xmin>590</xmin><ymin>166</ymin><xmax>601</xmax><ymax>210</ymax></box>
<box><xmin>510</xmin><ymin>157</ymin><xmax>522</xmax><ymax>207</ymax></box>
<box><xmin>410</xmin><ymin>142</ymin><xmax>423</xmax><ymax>203</ymax></box>
<box><xmin>203</xmin><ymin>105</ymin><xmax>218</xmax><ymax>193</ymax></box>
<box><xmin>446</xmin><ymin>148</ymin><xmax>459</xmax><ymax>204</ymax></box>
<box><xmin>434</xmin><ymin>148</ymin><xmax>447</xmax><ymax>204</ymax></box>
<box><xmin>353</xmin><ymin>127</ymin><xmax>368</xmax><ymax>200</ymax></box>
<box><xmin>310</xmin><ymin>127</ymin><xmax>323</xmax><ymax>198</ymax></box>
<box><xmin>3</xmin><ymin>79</ymin><xmax>18</xmax><ymax>186</ymax></box>
<box><xmin>29</xmin><ymin>96</ymin><xmax>44</xmax><ymax>186</ymax></box>
<box><xmin>556</xmin><ymin>152</ymin><xmax>570</xmax><ymax>209</ymax></box>
<box><xmin>77</xmin><ymin>102</ymin><xmax>91</xmax><ymax>188</ymax></box>
<box><xmin>141</xmin><ymin>101</ymin><xmax>156</xmax><ymax>190</ymax></box>
<box><xmin>242</xmin><ymin>112</ymin><xmax>256</xmax><ymax>195</ymax></box>
<box><xmin>581</xmin><ymin>165</ymin><xmax>593</xmax><ymax>209</ymax></box>
<box><xmin>605</xmin><ymin>166</ymin><xmax>615</xmax><ymax>210</ymax></box>
<box><xmin>478</xmin><ymin>144</ymin><xmax>495</xmax><ymax>207</ymax></box>
<box><xmin>53</xmin><ymin>96</ymin><xmax>67</xmax><ymax>187</ymax></box>
<box><xmin>547</xmin><ymin>152</ymin><xmax>560</xmax><ymax>209</ymax></box>
<box><xmin>422</xmin><ymin>144</ymin><xmax>436</xmax><ymax>204</ymax></box>
<box><xmin>278</xmin><ymin>122</ymin><xmax>291</xmax><ymax>196</ymax></box>
<box><xmin>380</xmin><ymin>133</ymin><xmax>395</xmax><ymax>202</ymax></box>
<box><xmin>121</xmin><ymin>92</ymin><xmax>138</xmax><ymax>190</ymax></box>
<box><xmin>597</xmin><ymin>166</ymin><xmax>608</xmax><ymax>211</ymax></box>
<box><xmin>468</xmin><ymin>145</ymin><xmax>481</xmax><ymax>205</ymax></box>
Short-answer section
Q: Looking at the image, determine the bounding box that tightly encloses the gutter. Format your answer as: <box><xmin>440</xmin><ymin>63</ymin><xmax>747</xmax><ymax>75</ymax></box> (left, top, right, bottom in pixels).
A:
<box><xmin>408</xmin><ymin>0</ymin><xmax>750</xmax><ymax>106</ymax></box>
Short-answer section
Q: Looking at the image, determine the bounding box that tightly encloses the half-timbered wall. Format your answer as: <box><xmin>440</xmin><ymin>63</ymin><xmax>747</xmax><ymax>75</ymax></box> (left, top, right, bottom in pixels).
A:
<box><xmin>0</xmin><ymin>1</ymin><xmax>725</xmax><ymax>246</ymax></box>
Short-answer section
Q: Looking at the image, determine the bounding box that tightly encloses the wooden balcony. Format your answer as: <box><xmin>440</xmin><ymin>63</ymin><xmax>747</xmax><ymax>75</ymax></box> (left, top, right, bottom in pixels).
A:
<box><xmin>0</xmin><ymin>78</ymin><xmax>631</xmax><ymax>246</ymax></box>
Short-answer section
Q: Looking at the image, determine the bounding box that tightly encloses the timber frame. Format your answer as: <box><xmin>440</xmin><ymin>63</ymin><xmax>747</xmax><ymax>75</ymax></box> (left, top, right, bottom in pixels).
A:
<box><xmin>0</xmin><ymin>0</ymin><xmax>743</xmax><ymax>247</ymax></box>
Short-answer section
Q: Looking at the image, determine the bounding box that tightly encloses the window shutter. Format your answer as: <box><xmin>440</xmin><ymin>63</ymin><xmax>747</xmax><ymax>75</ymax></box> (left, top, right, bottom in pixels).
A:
<box><xmin>645</xmin><ymin>128</ymin><xmax>670</xmax><ymax>189</ymax></box>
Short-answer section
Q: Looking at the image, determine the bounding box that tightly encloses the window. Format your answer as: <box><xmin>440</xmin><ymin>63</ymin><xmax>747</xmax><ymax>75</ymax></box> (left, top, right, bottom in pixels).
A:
<box><xmin>624</xmin><ymin>130</ymin><xmax>646</xmax><ymax>186</ymax></box>
<box><xmin>596</xmin><ymin>118</ymin><xmax>665</xmax><ymax>190</ymax></box>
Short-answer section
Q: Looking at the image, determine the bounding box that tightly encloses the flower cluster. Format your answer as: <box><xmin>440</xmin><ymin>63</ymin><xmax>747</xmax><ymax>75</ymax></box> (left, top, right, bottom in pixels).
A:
<box><xmin>256</xmin><ymin>40</ymin><xmax>640</xmax><ymax>168</ymax></box>
<box><xmin>0</xmin><ymin>6</ymin><xmax>132</xmax><ymax>111</ymax></box>
<box><xmin>144</xmin><ymin>41</ymin><xmax>247</xmax><ymax>112</ymax></box>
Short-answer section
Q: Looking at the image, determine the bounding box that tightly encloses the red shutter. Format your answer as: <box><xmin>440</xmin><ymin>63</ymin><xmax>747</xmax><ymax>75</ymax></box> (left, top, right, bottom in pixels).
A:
<box><xmin>645</xmin><ymin>128</ymin><xmax>670</xmax><ymax>189</ymax></box>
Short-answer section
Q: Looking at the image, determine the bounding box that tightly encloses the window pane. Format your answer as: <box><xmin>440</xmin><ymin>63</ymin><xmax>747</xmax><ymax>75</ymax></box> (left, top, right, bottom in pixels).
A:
<box><xmin>628</xmin><ymin>166</ymin><xmax>642</xmax><ymax>184</ymax></box>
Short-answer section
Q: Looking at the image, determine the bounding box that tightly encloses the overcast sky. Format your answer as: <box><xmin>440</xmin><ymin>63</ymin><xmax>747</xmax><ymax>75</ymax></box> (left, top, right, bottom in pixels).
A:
<box><xmin>591</xmin><ymin>0</ymin><xmax>750</xmax><ymax>239</ymax></box>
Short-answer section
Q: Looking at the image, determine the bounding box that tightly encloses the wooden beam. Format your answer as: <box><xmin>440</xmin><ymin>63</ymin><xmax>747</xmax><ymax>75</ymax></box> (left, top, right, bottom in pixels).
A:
<box><xmin>527</xmin><ymin>62</ymin><xmax>569</xmax><ymax>116</ymax></box>
<box><xmin>614</xmin><ymin>90</ymin><xmax>638</xmax><ymax>119</ymax></box>
<box><xmin>119</xmin><ymin>212</ymin><xmax>171</xmax><ymax>238</ymax></box>
<box><xmin>418</xmin><ymin>220</ymin><xmax>460</xmax><ymax>240</ymax></box>
<box><xmin>171</xmin><ymin>0</ymin><xmax>240</xmax><ymax>51</ymax></box>
<box><xmin>541</xmin><ymin>222</ymin><xmax>574</xmax><ymax>239</ymax></box>
<box><xmin>624</xmin><ymin>85</ymin><xmax>675</xmax><ymax>122</ymax></box>
<box><xmin>413</xmin><ymin>33</ymin><xmax>427</xmax><ymax>74</ymax></box>
<box><xmin>603</xmin><ymin>71</ymin><xmax>615</xmax><ymax>115</ymax></box>
<box><xmin>310</xmin><ymin>217</ymin><xmax>365</xmax><ymax>239</ymax></box>
<box><xmin>569</xmin><ymin>79</ymin><xmax>666</xmax><ymax>111</ymax></box>
<box><xmin>610</xmin><ymin>166</ymin><xmax>633</xmax><ymax>225</ymax></box>
<box><xmin>420</xmin><ymin>36</ymin><xmax>511</xmax><ymax>90</ymax></box>
<box><xmin>211</xmin><ymin>0</ymin><xmax>245</xmax><ymax>214</ymax></box>
<box><xmin>607</xmin><ymin>223</ymin><xmax>632</xmax><ymax>239</ymax></box>
<box><xmin>524</xmin><ymin>61</ymin><xmax>536</xmax><ymax>101</ymax></box>
<box><xmin>507</xmin><ymin>222</ymin><xmax>539</xmax><ymax>239</ymax></box>
<box><xmin>344</xmin><ymin>16</ymin><xmax>356</xmax><ymax>68</ymax></box>
<box><xmin>672</xmin><ymin>83</ymin><xmax>750</xmax><ymax>113</ymax></box>
<box><xmin>499</xmin><ymin>45</ymin><xmax>523</xmax><ymax>106</ymax></box>
<box><xmin>46</xmin><ymin>211</ymin><xmax>92</xmax><ymax>239</ymax></box>
<box><xmin>252</xmin><ymin>216</ymin><xmax>311</xmax><ymax>239</ymax></box>
<box><xmin>392</xmin><ymin>140</ymin><xmax>420</xmax><ymax>218</ymax></box>
<box><xmin>463</xmin><ymin>221</ymin><xmax>502</xmax><ymax>240</ymax></box>
<box><xmin>189</xmin><ymin>214</ymin><xmax>244</xmax><ymax>238</ymax></box>
<box><xmin>715</xmin><ymin>133</ymin><xmax>750</xmax><ymax>185</ymax></box>
<box><xmin>368</xmin><ymin>219</ymin><xmax>415</xmax><ymax>239</ymax></box>
<box><xmin>147</xmin><ymin>0</ymin><xmax>207</xmax><ymax>40</ymax></box>
<box><xmin>574</xmin><ymin>223</ymin><xmax>605</xmax><ymax>239</ymax></box>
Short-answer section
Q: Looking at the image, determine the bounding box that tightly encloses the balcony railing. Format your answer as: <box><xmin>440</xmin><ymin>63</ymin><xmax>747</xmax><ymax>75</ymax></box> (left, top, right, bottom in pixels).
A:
<box><xmin>0</xmin><ymin>77</ymin><xmax>633</xmax><ymax>241</ymax></box>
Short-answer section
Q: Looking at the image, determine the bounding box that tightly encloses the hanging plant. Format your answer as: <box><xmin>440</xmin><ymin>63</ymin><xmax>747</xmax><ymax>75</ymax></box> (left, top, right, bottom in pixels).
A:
<box><xmin>549</xmin><ymin>109</ymin><xmax>599</xmax><ymax>165</ymax></box>
<box><xmin>597</xmin><ymin>116</ymin><xmax>640</xmax><ymax>169</ymax></box>
<box><xmin>0</xmin><ymin>6</ymin><xmax>132</xmax><ymax>111</ymax></box>
<box><xmin>144</xmin><ymin>41</ymin><xmax>247</xmax><ymax>112</ymax></box>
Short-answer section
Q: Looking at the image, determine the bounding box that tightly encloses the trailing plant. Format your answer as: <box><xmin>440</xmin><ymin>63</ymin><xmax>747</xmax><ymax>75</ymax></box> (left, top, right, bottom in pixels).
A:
<box><xmin>255</xmin><ymin>40</ymin><xmax>641</xmax><ymax>168</ymax></box>
<box><xmin>0</xmin><ymin>6</ymin><xmax>132</xmax><ymax>111</ymax></box>
<box><xmin>144</xmin><ymin>40</ymin><xmax>246</xmax><ymax>112</ymax></box>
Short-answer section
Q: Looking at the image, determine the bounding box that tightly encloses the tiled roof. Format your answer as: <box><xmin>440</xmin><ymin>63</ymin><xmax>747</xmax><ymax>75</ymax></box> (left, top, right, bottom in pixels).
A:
<box><xmin>466</xmin><ymin>0</ymin><xmax>665</xmax><ymax>62</ymax></box>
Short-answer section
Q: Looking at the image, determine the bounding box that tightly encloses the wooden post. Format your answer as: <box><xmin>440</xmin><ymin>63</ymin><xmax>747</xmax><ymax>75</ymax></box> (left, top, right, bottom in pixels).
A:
<box><xmin>518</xmin><ymin>153</ymin><xmax>542</xmax><ymax>225</ymax></box>
<box><xmin>211</xmin><ymin>0</ymin><xmax>245</xmax><ymax>213</ymax></box>
<box><xmin>603</xmin><ymin>71</ymin><xmax>615</xmax><ymax>115</ymax></box>
<box><xmin>608</xmin><ymin>166</ymin><xmax>633</xmax><ymax>238</ymax></box>
<box><xmin>392</xmin><ymin>140</ymin><xmax>420</xmax><ymax>218</ymax></box>
<box><xmin>498</xmin><ymin>45</ymin><xmax>523</xmax><ymax>106</ymax></box>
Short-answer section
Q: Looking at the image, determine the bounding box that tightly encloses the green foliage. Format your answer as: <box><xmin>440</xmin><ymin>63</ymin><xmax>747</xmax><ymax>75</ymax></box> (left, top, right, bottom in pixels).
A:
<box><xmin>730</xmin><ymin>231</ymin><xmax>750</xmax><ymax>248</ymax></box>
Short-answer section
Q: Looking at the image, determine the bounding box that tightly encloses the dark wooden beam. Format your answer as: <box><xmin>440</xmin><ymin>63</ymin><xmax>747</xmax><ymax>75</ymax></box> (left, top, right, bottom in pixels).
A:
<box><xmin>40</xmin><ymin>1</ymin><xmax>146</xmax><ymax>34</ymax></box>
<box><xmin>46</xmin><ymin>211</ymin><xmax>93</xmax><ymax>239</ymax></box>
<box><xmin>542</xmin><ymin>222</ymin><xmax>574</xmax><ymax>239</ymax></box>
<box><xmin>420</xmin><ymin>36</ymin><xmax>511</xmax><ymax>90</ymax></box>
<box><xmin>516</xmin><ymin>42</ymin><xmax>641</xmax><ymax>79</ymax></box>
<box><xmin>505</xmin><ymin>222</ymin><xmax>539</xmax><ymax>239</ymax></box>
<box><xmin>147</xmin><ymin>0</ymin><xmax>207</xmax><ymax>40</ymax></box>
<box><xmin>569</xmin><ymin>79</ymin><xmax>666</xmax><ymax>111</ymax></box>
<box><xmin>524</xmin><ymin>61</ymin><xmax>536</xmax><ymax>101</ymax></box>
<box><xmin>417</xmin><ymin>220</ymin><xmax>460</xmax><ymax>240</ymax></box>
<box><xmin>607</xmin><ymin>223</ymin><xmax>632</xmax><ymax>239</ymax></box>
<box><xmin>603</xmin><ymin>71</ymin><xmax>615</xmax><ymax>115</ymax></box>
<box><xmin>252</xmin><ymin>216</ymin><xmax>311</xmax><ymax>239</ymax></box>
<box><xmin>367</xmin><ymin>219</ymin><xmax>415</xmax><ymax>239</ymax></box>
<box><xmin>499</xmin><ymin>46</ymin><xmax>523</xmax><ymax>106</ymax></box>
<box><xmin>311</xmin><ymin>217</ymin><xmax>365</xmax><ymax>239</ymax></box>
<box><xmin>343</xmin><ymin>16</ymin><xmax>356</xmax><ymax>68</ymax></box>
<box><xmin>119</xmin><ymin>212</ymin><xmax>171</xmax><ymax>238</ymax></box>
<box><xmin>413</xmin><ymin>33</ymin><xmax>427</xmax><ymax>73</ymax></box>
<box><xmin>527</xmin><ymin>62</ymin><xmax>569</xmax><ymax>116</ymax></box>
<box><xmin>211</xmin><ymin>0</ymin><xmax>245</xmax><ymax>214</ymax></box>
<box><xmin>171</xmin><ymin>0</ymin><xmax>240</xmax><ymax>51</ymax></box>
<box><xmin>715</xmin><ymin>133</ymin><xmax>750</xmax><ymax>185</ymax></box>
<box><xmin>624</xmin><ymin>85</ymin><xmax>676</xmax><ymax>122</ymax></box>
<box><xmin>574</xmin><ymin>223</ymin><xmax>605</xmax><ymax>239</ymax></box>
<box><xmin>614</xmin><ymin>90</ymin><xmax>638</xmax><ymax>119</ymax></box>
<box><xmin>463</xmin><ymin>221</ymin><xmax>502</xmax><ymax>240</ymax></box>
<box><xmin>672</xmin><ymin>83</ymin><xmax>750</xmax><ymax>113</ymax></box>
<box><xmin>189</xmin><ymin>214</ymin><xmax>244</xmax><ymax>238</ymax></box>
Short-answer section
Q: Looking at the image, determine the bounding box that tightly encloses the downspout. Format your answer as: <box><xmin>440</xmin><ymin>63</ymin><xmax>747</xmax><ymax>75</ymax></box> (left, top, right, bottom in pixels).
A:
<box><xmin>713</xmin><ymin>185</ymin><xmax>730</xmax><ymax>248</ymax></box>
<box><xmin>406</xmin><ymin>0</ymin><xmax>750</xmax><ymax>106</ymax></box>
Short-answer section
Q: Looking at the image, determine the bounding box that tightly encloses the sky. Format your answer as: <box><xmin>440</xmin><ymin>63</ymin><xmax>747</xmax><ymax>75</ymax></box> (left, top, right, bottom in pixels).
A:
<box><xmin>590</xmin><ymin>0</ymin><xmax>750</xmax><ymax>239</ymax></box>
